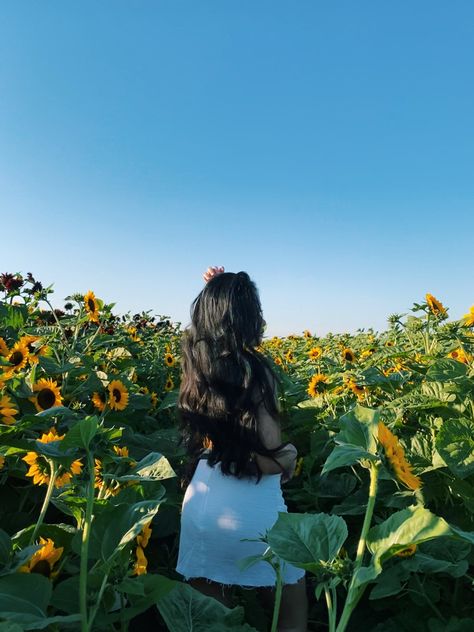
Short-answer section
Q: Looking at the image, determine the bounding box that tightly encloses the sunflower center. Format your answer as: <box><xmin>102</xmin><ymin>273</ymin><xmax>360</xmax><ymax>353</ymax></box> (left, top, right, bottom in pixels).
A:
<box><xmin>113</xmin><ymin>388</ymin><xmax>122</xmax><ymax>402</ymax></box>
<box><xmin>10</xmin><ymin>351</ymin><xmax>24</xmax><ymax>366</ymax></box>
<box><xmin>88</xmin><ymin>299</ymin><xmax>96</xmax><ymax>311</ymax></box>
<box><xmin>37</xmin><ymin>388</ymin><xmax>56</xmax><ymax>409</ymax></box>
<box><xmin>31</xmin><ymin>560</ymin><xmax>52</xmax><ymax>577</ymax></box>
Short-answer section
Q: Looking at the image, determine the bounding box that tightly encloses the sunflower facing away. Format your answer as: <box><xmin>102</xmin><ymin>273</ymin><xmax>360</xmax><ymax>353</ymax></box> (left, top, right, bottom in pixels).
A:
<box><xmin>307</xmin><ymin>373</ymin><xmax>329</xmax><ymax>398</ymax></box>
<box><xmin>0</xmin><ymin>337</ymin><xmax>9</xmax><ymax>357</ymax></box>
<box><xmin>342</xmin><ymin>348</ymin><xmax>355</xmax><ymax>363</ymax></box>
<box><xmin>19</xmin><ymin>537</ymin><xmax>63</xmax><ymax>578</ymax></box>
<box><xmin>30</xmin><ymin>378</ymin><xmax>63</xmax><ymax>412</ymax></box>
<box><xmin>0</xmin><ymin>393</ymin><xmax>19</xmax><ymax>425</ymax></box>
<box><xmin>92</xmin><ymin>391</ymin><xmax>107</xmax><ymax>412</ymax></box>
<box><xmin>108</xmin><ymin>380</ymin><xmax>129</xmax><ymax>411</ymax></box>
<box><xmin>84</xmin><ymin>290</ymin><xmax>100</xmax><ymax>323</ymax></box>
<box><xmin>378</xmin><ymin>422</ymin><xmax>421</xmax><ymax>491</ymax></box>
<box><xmin>23</xmin><ymin>427</ymin><xmax>83</xmax><ymax>488</ymax></box>
<box><xmin>425</xmin><ymin>293</ymin><xmax>447</xmax><ymax>317</ymax></box>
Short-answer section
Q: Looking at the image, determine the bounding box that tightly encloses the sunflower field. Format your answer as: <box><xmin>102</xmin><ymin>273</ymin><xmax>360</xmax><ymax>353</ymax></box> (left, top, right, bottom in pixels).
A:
<box><xmin>1</xmin><ymin>272</ymin><xmax>474</xmax><ymax>632</ymax></box>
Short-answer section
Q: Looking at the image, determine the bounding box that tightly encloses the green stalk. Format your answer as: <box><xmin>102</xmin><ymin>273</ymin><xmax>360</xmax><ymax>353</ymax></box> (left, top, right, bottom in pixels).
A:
<box><xmin>87</xmin><ymin>571</ymin><xmax>110</xmax><ymax>631</ymax></box>
<box><xmin>270</xmin><ymin>562</ymin><xmax>284</xmax><ymax>632</ymax></box>
<box><xmin>324</xmin><ymin>585</ymin><xmax>336</xmax><ymax>632</ymax></box>
<box><xmin>336</xmin><ymin>462</ymin><xmax>379</xmax><ymax>632</ymax></box>
<box><xmin>30</xmin><ymin>459</ymin><xmax>57</xmax><ymax>545</ymax></box>
<box><xmin>80</xmin><ymin>451</ymin><xmax>96</xmax><ymax>632</ymax></box>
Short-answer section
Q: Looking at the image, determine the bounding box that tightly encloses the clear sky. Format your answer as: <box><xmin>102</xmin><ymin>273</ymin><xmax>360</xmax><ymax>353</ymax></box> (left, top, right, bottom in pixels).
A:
<box><xmin>1</xmin><ymin>1</ymin><xmax>473</xmax><ymax>336</ymax></box>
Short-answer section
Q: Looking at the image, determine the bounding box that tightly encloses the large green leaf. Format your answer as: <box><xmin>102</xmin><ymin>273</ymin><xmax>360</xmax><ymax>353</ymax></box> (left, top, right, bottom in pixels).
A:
<box><xmin>89</xmin><ymin>499</ymin><xmax>164</xmax><ymax>562</ymax></box>
<box><xmin>435</xmin><ymin>418</ymin><xmax>474</xmax><ymax>479</ymax></box>
<box><xmin>60</xmin><ymin>416</ymin><xmax>98</xmax><ymax>450</ymax></box>
<box><xmin>338</xmin><ymin>405</ymin><xmax>380</xmax><ymax>453</ymax></box>
<box><xmin>322</xmin><ymin>444</ymin><xmax>377</xmax><ymax>475</ymax></box>
<box><xmin>266</xmin><ymin>512</ymin><xmax>348</xmax><ymax>571</ymax></box>
<box><xmin>426</xmin><ymin>359</ymin><xmax>468</xmax><ymax>382</ymax></box>
<box><xmin>114</xmin><ymin>452</ymin><xmax>176</xmax><ymax>482</ymax></box>
<box><xmin>156</xmin><ymin>582</ymin><xmax>258</xmax><ymax>632</ymax></box>
<box><xmin>367</xmin><ymin>506</ymin><xmax>452</xmax><ymax>573</ymax></box>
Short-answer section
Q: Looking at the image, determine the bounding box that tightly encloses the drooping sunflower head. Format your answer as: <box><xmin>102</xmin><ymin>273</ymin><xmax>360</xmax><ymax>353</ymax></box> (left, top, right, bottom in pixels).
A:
<box><xmin>308</xmin><ymin>347</ymin><xmax>323</xmax><ymax>360</ymax></box>
<box><xmin>107</xmin><ymin>380</ymin><xmax>129</xmax><ymax>411</ymax></box>
<box><xmin>0</xmin><ymin>393</ymin><xmax>19</xmax><ymax>425</ymax></box>
<box><xmin>342</xmin><ymin>348</ymin><xmax>355</xmax><ymax>363</ymax></box>
<box><xmin>164</xmin><ymin>352</ymin><xmax>176</xmax><ymax>368</ymax></box>
<box><xmin>19</xmin><ymin>537</ymin><xmax>63</xmax><ymax>578</ymax></box>
<box><xmin>84</xmin><ymin>290</ymin><xmax>100</xmax><ymax>323</ymax></box>
<box><xmin>425</xmin><ymin>293</ymin><xmax>447</xmax><ymax>317</ymax></box>
<box><xmin>30</xmin><ymin>378</ymin><xmax>63</xmax><ymax>412</ymax></box>
<box><xmin>91</xmin><ymin>391</ymin><xmax>107</xmax><ymax>412</ymax></box>
<box><xmin>0</xmin><ymin>337</ymin><xmax>9</xmax><ymax>357</ymax></box>
<box><xmin>5</xmin><ymin>342</ymin><xmax>29</xmax><ymax>372</ymax></box>
<box><xmin>307</xmin><ymin>373</ymin><xmax>329</xmax><ymax>398</ymax></box>
<box><xmin>378</xmin><ymin>422</ymin><xmax>421</xmax><ymax>491</ymax></box>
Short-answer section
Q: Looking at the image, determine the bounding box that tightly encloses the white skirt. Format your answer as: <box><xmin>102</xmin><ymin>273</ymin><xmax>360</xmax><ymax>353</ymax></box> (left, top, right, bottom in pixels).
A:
<box><xmin>176</xmin><ymin>459</ymin><xmax>305</xmax><ymax>587</ymax></box>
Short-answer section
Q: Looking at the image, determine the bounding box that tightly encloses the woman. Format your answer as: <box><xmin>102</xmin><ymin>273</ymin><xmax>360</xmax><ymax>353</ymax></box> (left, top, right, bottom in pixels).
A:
<box><xmin>176</xmin><ymin>267</ymin><xmax>308</xmax><ymax>632</ymax></box>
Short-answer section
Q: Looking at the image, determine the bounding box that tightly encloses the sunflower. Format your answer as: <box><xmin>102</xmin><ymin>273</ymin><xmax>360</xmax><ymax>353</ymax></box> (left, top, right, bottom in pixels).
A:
<box><xmin>19</xmin><ymin>537</ymin><xmax>63</xmax><ymax>579</ymax></box>
<box><xmin>347</xmin><ymin>380</ymin><xmax>367</xmax><ymax>400</ymax></box>
<box><xmin>274</xmin><ymin>357</ymin><xmax>283</xmax><ymax>366</ymax></box>
<box><xmin>113</xmin><ymin>445</ymin><xmax>129</xmax><ymax>458</ymax></box>
<box><xmin>164</xmin><ymin>377</ymin><xmax>174</xmax><ymax>392</ymax></box>
<box><xmin>0</xmin><ymin>393</ymin><xmax>19</xmax><ymax>425</ymax></box>
<box><xmin>284</xmin><ymin>350</ymin><xmax>295</xmax><ymax>363</ymax></box>
<box><xmin>307</xmin><ymin>373</ymin><xmax>328</xmax><ymax>398</ymax></box>
<box><xmin>378</xmin><ymin>422</ymin><xmax>421</xmax><ymax>491</ymax></box>
<box><xmin>303</xmin><ymin>330</ymin><xmax>312</xmax><ymax>338</ymax></box>
<box><xmin>137</xmin><ymin>521</ymin><xmax>152</xmax><ymax>549</ymax></box>
<box><xmin>425</xmin><ymin>293</ymin><xmax>447</xmax><ymax>317</ymax></box>
<box><xmin>127</xmin><ymin>326</ymin><xmax>140</xmax><ymax>342</ymax></box>
<box><xmin>462</xmin><ymin>305</ymin><xmax>474</xmax><ymax>327</ymax></box>
<box><xmin>0</xmin><ymin>455</ymin><xmax>5</xmax><ymax>470</ymax></box>
<box><xmin>84</xmin><ymin>290</ymin><xmax>100</xmax><ymax>323</ymax></box>
<box><xmin>23</xmin><ymin>427</ymin><xmax>83</xmax><ymax>488</ymax></box>
<box><xmin>395</xmin><ymin>544</ymin><xmax>417</xmax><ymax>558</ymax></box>
<box><xmin>4</xmin><ymin>342</ymin><xmax>29</xmax><ymax>372</ymax></box>
<box><xmin>342</xmin><ymin>348</ymin><xmax>355</xmax><ymax>363</ymax></box>
<box><xmin>0</xmin><ymin>337</ymin><xmax>9</xmax><ymax>357</ymax></box>
<box><xmin>447</xmin><ymin>348</ymin><xmax>470</xmax><ymax>364</ymax></box>
<box><xmin>108</xmin><ymin>380</ymin><xmax>129</xmax><ymax>411</ymax></box>
<box><xmin>133</xmin><ymin>545</ymin><xmax>148</xmax><ymax>576</ymax></box>
<box><xmin>20</xmin><ymin>335</ymin><xmax>49</xmax><ymax>366</ymax></box>
<box><xmin>30</xmin><ymin>378</ymin><xmax>63</xmax><ymax>412</ymax></box>
<box><xmin>91</xmin><ymin>391</ymin><xmax>107</xmax><ymax>412</ymax></box>
<box><xmin>164</xmin><ymin>352</ymin><xmax>176</xmax><ymax>368</ymax></box>
<box><xmin>308</xmin><ymin>347</ymin><xmax>323</xmax><ymax>360</ymax></box>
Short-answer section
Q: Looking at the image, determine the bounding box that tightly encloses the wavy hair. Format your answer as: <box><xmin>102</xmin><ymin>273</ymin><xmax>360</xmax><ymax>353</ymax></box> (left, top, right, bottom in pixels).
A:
<box><xmin>178</xmin><ymin>271</ymin><xmax>280</xmax><ymax>482</ymax></box>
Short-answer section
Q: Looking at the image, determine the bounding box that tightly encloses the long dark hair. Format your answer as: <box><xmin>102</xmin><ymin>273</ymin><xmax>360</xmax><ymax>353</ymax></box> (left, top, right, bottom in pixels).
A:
<box><xmin>178</xmin><ymin>271</ymin><xmax>280</xmax><ymax>482</ymax></box>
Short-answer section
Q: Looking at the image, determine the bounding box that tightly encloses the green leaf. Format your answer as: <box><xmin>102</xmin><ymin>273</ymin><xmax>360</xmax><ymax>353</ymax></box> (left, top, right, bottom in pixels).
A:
<box><xmin>0</xmin><ymin>530</ymin><xmax>12</xmax><ymax>567</ymax></box>
<box><xmin>338</xmin><ymin>405</ymin><xmax>380</xmax><ymax>453</ymax></box>
<box><xmin>367</xmin><ymin>506</ymin><xmax>452</xmax><ymax>574</ymax></box>
<box><xmin>89</xmin><ymin>499</ymin><xmax>163</xmax><ymax>562</ymax></box>
<box><xmin>0</xmin><ymin>573</ymin><xmax>51</xmax><ymax>618</ymax></box>
<box><xmin>322</xmin><ymin>444</ymin><xmax>377</xmax><ymax>475</ymax></box>
<box><xmin>157</xmin><ymin>390</ymin><xmax>178</xmax><ymax>410</ymax></box>
<box><xmin>157</xmin><ymin>582</ymin><xmax>258</xmax><ymax>632</ymax></box>
<box><xmin>0</xmin><ymin>622</ymin><xmax>25</xmax><ymax>631</ymax></box>
<box><xmin>116</xmin><ymin>452</ymin><xmax>176</xmax><ymax>482</ymax></box>
<box><xmin>266</xmin><ymin>512</ymin><xmax>348</xmax><ymax>571</ymax></box>
<box><xmin>426</xmin><ymin>359</ymin><xmax>468</xmax><ymax>382</ymax></box>
<box><xmin>60</xmin><ymin>416</ymin><xmax>98</xmax><ymax>450</ymax></box>
<box><xmin>435</xmin><ymin>418</ymin><xmax>474</xmax><ymax>479</ymax></box>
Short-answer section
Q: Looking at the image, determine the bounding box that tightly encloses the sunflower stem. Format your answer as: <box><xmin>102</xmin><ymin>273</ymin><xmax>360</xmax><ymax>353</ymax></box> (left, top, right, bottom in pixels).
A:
<box><xmin>87</xmin><ymin>571</ymin><xmax>110</xmax><ymax>631</ymax></box>
<box><xmin>44</xmin><ymin>298</ymin><xmax>70</xmax><ymax>346</ymax></box>
<box><xmin>335</xmin><ymin>461</ymin><xmax>379</xmax><ymax>632</ymax></box>
<box><xmin>30</xmin><ymin>459</ymin><xmax>57</xmax><ymax>545</ymax></box>
<box><xmin>270</xmin><ymin>560</ymin><xmax>283</xmax><ymax>632</ymax></box>
<box><xmin>80</xmin><ymin>451</ymin><xmax>96</xmax><ymax>632</ymax></box>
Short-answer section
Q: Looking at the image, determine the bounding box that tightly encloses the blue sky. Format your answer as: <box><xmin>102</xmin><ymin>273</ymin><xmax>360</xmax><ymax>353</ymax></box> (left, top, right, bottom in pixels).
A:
<box><xmin>1</xmin><ymin>1</ymin><xmax>473</xmax><ymax>336</ymax></box>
